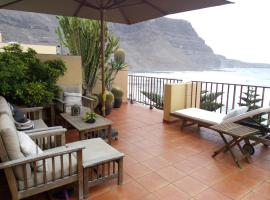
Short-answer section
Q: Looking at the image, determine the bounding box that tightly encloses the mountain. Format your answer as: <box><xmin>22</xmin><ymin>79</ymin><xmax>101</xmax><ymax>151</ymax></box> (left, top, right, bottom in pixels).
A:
<box><xmin>0</xmin><ymin>9</ymin><xmax>269</xmax><ymax>72</ymax></box>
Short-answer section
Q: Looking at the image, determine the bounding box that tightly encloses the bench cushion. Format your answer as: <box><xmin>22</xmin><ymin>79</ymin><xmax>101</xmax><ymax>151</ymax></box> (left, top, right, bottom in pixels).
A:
<box><xmin>68</xmin><ymin>138</ymin><xmax>124</xmax><ymax>168</ymax></box>
<box><xmin>0</xmin><ymin>114</ymin><xmax>31</xmax><ymax>180</ymax></box>
<box><xmin>0</xmin><ymin>96</ymin><xmax>13</xmax><ymax>118</ymax></box>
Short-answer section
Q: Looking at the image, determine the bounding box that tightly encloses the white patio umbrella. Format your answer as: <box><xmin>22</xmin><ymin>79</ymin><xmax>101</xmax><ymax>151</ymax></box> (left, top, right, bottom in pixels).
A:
<box><xmin>0</xmin><ymin>0</ymin><xmax>231</xmax><ymax>116</ymax></box>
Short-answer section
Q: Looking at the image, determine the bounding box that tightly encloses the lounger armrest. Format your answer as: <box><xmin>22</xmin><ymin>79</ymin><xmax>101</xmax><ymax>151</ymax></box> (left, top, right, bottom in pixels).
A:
<box><xmin>18</xmin><ymin>106</ymin><xmax>43</xmax><ymax>120</ymax></box>
<box><xmin>28</xmin><ymin>127</ymin><xmax>66</xmax><ymax>138</ymax></box>
<box><xmin>25</xmin><ymin>126</ymin><xmax>64</xmax><ymax>134</ymax></box>
<box><xmin>27</xmin><ymin>126</ymin><xmax>67</xmax><ymax>147</ymax></box>
<box><xmin>19</xmin><ymin>107</ymin><xmax>43</xmax><ymax>113</ymax></box>
<box><xmin>0</xmin><ymin>145</ymin><xmax>85</xmax><ymax>169</ymax></box>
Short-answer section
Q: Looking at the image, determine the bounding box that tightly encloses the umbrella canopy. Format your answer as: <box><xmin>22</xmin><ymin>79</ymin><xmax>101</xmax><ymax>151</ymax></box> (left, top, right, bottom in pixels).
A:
<box><xmin>0</xmin><ymin>0</ymin><xmax>231</xmax><ymax>116</ymax></box>
<box><xmin>0</xmin><ymin>0</ymin><xmax>231</xmax><ymax>24</ymax></box>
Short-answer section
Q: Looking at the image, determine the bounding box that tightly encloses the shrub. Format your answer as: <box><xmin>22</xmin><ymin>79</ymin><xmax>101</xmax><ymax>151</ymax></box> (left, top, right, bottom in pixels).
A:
<box><xmin>0</xmin><ymin>44</ymin><xmax>66</xmax><ymax>106</ymax></box>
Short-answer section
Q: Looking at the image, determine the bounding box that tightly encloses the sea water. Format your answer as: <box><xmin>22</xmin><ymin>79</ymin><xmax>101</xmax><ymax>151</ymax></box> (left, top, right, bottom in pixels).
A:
<box><xmin>131</xmin><ymin>68</ymin><xmax>270</xmax><ymax>86</ymax></box>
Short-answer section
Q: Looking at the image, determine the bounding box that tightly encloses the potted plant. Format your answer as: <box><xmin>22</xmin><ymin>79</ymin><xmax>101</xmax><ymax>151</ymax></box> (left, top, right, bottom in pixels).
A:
<box><xmin>111</xmin><ymin>87</ymin><xmax>124</xmax><ymax>108</ymax></box>
<box><xmin>83</xmin><ymin>111</ymin><xmax>97</xmax><ymax>123</ymax></box>
<box><xmin>96</xmin><ymin>91</ymin><xmax>114</xmax><ymax>115</ymax></box>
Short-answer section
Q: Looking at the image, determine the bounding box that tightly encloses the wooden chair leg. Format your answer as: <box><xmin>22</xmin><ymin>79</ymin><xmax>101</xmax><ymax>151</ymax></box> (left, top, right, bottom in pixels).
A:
<box><xmin>180</xmin><ymin>120</ymin><xmax>186</xmax><ymax>131</ymax></box>
<box><xmin>83</xmin><ymin>168</ymin><xmax>89</xmax><ymax>199</ymax></box>
<box><xmin>118</xmin><ymin>158</ymin><xmax>123</xmax><ymax>185</ymax></box>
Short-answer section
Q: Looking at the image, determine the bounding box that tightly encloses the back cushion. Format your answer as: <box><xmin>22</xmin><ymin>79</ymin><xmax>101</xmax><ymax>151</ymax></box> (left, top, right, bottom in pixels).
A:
<box><xmin>58</xmin><ymin>85</ymin><xmax>81</xmax><ymax>100</ymax></box>
<box><xmin>0</xmin><ymin>96</ymin><xmax>13</xmax><ymax>118</ymax></box>
<box><xmin>0</xmin><ymin>114</ymin><xmax>31</xmax><ymax>180</ymax></box>
<box><xmin>64</xmin><ymin>92</ymin><xmax>82</xmax><ymax>113</ymax></box>
<box><xmin>222</xmin><ymin>106</ymin><xmax>249</xmax><ymax>121</ymax></box>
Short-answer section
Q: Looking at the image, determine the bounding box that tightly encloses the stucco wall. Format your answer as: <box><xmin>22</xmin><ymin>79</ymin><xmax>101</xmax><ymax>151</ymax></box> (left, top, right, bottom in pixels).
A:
<box><xmin>37</xmin><ymin>54</ymin><xmax>83</xmax><ymax>92</ymax></box>
<box><xmin>163</xmin><ymin>82</ymin><xmax>201</xmax><ymax>122</ymax></box>
<box><xmin>37</xmin><ymin>54</ymin><xmax>128</xmax><ymax>100</ymax></box>
<box><xmin>92</xmin><ymin>68</ymin><xmax>128</xmax><ymax>102</ymax></box>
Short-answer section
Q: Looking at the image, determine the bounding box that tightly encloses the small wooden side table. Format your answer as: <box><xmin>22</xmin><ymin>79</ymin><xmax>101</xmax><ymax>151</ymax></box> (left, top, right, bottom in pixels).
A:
<box><xmin>210</xmin><ymin>122</ymin><xmax>259</xmax><ymax>168</ymax></box>
<box><xmin>60</xmin><ymin>111</ymin><xmax>112</xmax><ymax>144</ymax></box>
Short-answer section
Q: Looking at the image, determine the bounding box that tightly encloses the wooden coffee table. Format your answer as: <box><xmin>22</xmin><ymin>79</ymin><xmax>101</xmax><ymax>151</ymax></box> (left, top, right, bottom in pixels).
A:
<box><xmin>60</xmin><ymin>111</ymin><xmax>113</xmax><ymax>144</ymax></box>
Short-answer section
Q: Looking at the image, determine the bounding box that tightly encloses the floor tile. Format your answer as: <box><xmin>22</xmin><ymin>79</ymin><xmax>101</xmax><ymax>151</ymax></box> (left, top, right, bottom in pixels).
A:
<box><xmin>143</xmin><ymin>156</ymin><xmax>169</xmax><ymax>170</ymax></box>
<box><xmin>173</xmin><ymin>176</ymin><xmax>208</xmax><ymax>196</ymax></box>
<box><xmin>153</xmin><ymin>184</ymin><xmax>190</xmax><ymax>200</ymax></box>
<box><xmin>156</xmin><ymin>166</ymin><xmax>186</xmax><ymax>182</ymax></box>
<box><xmin>114</xmin><ymin>181</ymin><xmax>149</xmax><ymax>199</ymax></box>
<box><xmin>136</xmin><ymin>172</ymin><xmax>169</xmax><ymax>192</ymax></box>
<box><xmin>173</xmin><ymin>159</ymin><xmax>203</xmax><ymax>174</ymax></box>
<box><xmin>194</xmin><ymin>188</ymin><xmax>231</xmax><ymax>200</ymax></box>
<box><xmin>124</xmin><ymin>162</ymin><xmax>152</xmax><ymax>179</ymax></box>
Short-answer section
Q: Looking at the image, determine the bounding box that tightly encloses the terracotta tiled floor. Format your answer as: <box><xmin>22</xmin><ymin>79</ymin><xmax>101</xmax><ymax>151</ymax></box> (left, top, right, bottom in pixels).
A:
<box><xmin>2</xmin><ymin>103</ymin><xmax>270</xmax><ymax>200</ymax></box>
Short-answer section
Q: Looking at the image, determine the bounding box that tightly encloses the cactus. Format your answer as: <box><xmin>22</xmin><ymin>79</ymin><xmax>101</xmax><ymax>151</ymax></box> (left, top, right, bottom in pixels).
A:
<box><xmin>104</xmin><ymin>49</ymin><xmax>128</xmax><ymax>90</ymax></box>
<box><xmin>111</xmin><ymin>87</ymin><xmax>124</xmax><ymax>99</ymax></box>
<box><xmin>56</xmin><ymin>16</ymin><xmax>119</xmax><ymax>95</ymax></box>
<box><xmin>114</xmin><ymin>49</ymin><xmax>125</xmax><ymax>63</ymax></box>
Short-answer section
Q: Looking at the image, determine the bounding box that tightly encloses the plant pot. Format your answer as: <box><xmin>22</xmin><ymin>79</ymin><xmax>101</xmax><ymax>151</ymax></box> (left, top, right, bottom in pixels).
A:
<box><xmin>105</xmin><ymin>104</ymin><xmax>113</xmax><ymax>115</ymax></box>
<box><xmin>113</xmin><ymin>98</ymin><xmax>122</xmax><ymax>108</ymax></box>
<box><xmin>86</xmin><ymin>118</ymin><xmax>96</xmax><ymax>123</ymax></box>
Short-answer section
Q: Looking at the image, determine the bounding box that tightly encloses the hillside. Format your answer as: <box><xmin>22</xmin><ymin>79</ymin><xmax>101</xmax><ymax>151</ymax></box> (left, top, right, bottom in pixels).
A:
<box><xmin>0</xmin><ymin>9</ymin><xmax>269</xmax><ymax>72</ymax></box>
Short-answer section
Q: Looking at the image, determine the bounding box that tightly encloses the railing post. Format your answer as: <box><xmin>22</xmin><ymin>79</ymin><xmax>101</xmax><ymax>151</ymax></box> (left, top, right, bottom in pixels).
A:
<box><xmin>130</xmin><ymin>75</ymin><xmax>134</xmax><ymax>104</ymax></box>
<box><xmin>150</xmin><ymin>77</ymin><xmax>153</xmax><ymax>109</ymax></box>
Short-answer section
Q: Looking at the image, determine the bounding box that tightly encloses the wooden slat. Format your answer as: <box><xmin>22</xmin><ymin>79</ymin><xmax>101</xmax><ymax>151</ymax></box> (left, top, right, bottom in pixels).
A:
<box><xmin>61</xmin><ymin>155</ymin><xmax>64</xmax><ymax>178</ymax></box>
<box><xmin>23</xmin><ymin>164</ymin><xmax>28</xmax><ymax>190</ymax></box>
<box><xmin>69</xmin><ymin>153</ymin><xmax>72</xmax><ymax>176</ymax></box>
<box><xmin>52</xmin><ymin>157</ymin><xmax>55</xmax><ymax>181</ymax></box>
<box><xmin>33</xmin><ymin>161</ymin><xmax>38</xmax><ymax>186</ymax></box>
<box><xmin>43</xmin><ymin>159</ymin><xmax>47</xmax><ymax>184</ymax></box>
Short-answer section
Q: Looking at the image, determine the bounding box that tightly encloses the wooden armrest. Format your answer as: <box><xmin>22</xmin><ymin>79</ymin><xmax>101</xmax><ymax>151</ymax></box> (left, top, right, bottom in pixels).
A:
<box><xmin>82</xmin><ymin>96</ymin><xmax>96</xmax><ymax>102</ymax></box>
<box><xmin>25</xmin><ymin>126</ymin><xmax>64</xmax><ymax>134</ymax></box>
<box><xmin>19</xmin><ymin>107</ymin><xmax>43</xmax><ymax>113</ymax></box>
<box><xmin>28</xmin><ymin>127</ymin><xmax>67</xmax><ymax>139</ymax></box>
<box><xmin>54</xmin><ymin>98</ymin><xmax>65</xmax><ymax>104</ymax></box>
<box><xmin>0</xmin><ymin>145</ymin><xmax>85</xmax><ymax>169</ymax></box>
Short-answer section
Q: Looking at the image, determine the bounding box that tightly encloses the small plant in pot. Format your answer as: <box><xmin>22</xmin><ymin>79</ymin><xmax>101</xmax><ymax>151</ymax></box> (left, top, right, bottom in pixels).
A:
<box><xmin>96</xmin><ymin>91</ymin><xmax>114</xmax><ymax>115</ymax></box>
<box><xmin>83</xmin><ymin>111</ymin><xmax>97</xmax><ymax>123</ymax></box>
<box><xmin>111</xmin><ymin>87</ymin><xmax>124</xmax><ymax>108</ymax></box>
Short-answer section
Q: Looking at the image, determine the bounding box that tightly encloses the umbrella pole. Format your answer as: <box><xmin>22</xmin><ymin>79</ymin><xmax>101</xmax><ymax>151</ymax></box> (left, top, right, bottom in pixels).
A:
<box><xmin>101</xmin><ymin>9</ymin><xmax>106</xmax><ymax>116</ymax></box>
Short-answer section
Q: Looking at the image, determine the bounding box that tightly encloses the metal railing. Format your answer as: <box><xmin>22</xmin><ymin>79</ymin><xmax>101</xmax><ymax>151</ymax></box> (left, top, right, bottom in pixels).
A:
<box><xmin>190</xmin><ymin>81</ymin><xmax>270</xmax><ymax>114</ymax></box>
<box><xmin>128</xmin><ymin>75</ymin><xmax>270</xmax><ymax>114</ymax></box>
<box><xmin>128</xmin><ymin>75</ymin><xmax>182</xmax><ymax>109</ymax></box>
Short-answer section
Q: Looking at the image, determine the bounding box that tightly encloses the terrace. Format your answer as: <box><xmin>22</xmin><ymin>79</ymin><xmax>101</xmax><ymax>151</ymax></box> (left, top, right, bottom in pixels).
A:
<box><xmin>1</xmin><ymin>102</ymin><xmax>270</xmax><ymax>200</ymax></box>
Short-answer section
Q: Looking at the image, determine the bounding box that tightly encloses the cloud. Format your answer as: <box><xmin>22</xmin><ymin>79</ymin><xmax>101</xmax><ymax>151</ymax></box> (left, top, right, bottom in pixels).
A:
<box><xmin>167</xmin><ymin>0</ymin><xmax>270</xmax><ymax>64</ymax></box>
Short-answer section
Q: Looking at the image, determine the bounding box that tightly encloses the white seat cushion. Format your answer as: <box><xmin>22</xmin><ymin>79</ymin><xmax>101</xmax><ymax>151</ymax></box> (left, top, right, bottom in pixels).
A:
<box><xmin>67</xmin><ymin>138</ymin><xmax>124</xmax><ymax>168</ymax></box>
<box><xmin>173</xmin><ymin>108</ymin><xmax>226</xmax><ymax>125</ymax></box>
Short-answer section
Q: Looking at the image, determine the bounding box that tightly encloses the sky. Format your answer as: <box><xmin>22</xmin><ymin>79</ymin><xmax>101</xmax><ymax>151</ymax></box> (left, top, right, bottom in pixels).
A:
<box><xmin>167</xmin><ymin>0</ymin><xmax>270</xmax><ymax>64</ymax></box>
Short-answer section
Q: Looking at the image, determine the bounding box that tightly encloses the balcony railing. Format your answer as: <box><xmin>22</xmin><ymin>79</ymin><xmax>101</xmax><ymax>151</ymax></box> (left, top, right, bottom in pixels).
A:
<box><xmin>128</xmin><ymin>75</ymin><xmax>182</xmax><ymax>109</ymax></box>
<box><xmin>128</xmin><ymin>75</ymin><xmax>270</xmax><ymax>114</ymax></box>
<box><xmin>190</xmin><ymin>81</ymin><xmax>270</xmax><ymax>114</ymax></box>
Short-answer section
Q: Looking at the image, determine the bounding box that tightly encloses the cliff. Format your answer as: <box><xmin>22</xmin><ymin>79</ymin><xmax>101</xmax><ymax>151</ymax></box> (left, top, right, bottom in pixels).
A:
<box><xmin>0</xmin><ymin>9</ymin><xmax>269</xmax><ymax>72</ymax></box>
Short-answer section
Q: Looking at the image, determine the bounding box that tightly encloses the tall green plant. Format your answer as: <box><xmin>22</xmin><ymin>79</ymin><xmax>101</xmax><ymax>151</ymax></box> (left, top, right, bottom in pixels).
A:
<box><xmin>0</xmin><ymin>44</ymin><xmax>66</xmax><ymax>106</ymax></box>
<box><xmin>141</xmin><ymin>91</ymin><xmax>163</xmax><ymax>109</ymax></box>
<box><xmin>56</xmin><ymin>16</ymin><xmax>119</xmax><ymax>95</ymax></box>
<box><xmin>104</xmin><ymin>49</ymin><xmax>128</xmax><ymax>90</ymax></box>
<box><xmin>200</xmin><ymin>90</ymin><xmax>223</xmax><ymax>111</ymax></box>
<box><xmin>239</xmin><ymin>87</ymin><xmax>266</xmax><ymax>123</ymax></box>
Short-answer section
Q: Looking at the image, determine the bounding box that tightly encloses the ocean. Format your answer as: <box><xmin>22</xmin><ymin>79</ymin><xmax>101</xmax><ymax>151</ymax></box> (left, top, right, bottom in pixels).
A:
<box><xmin>131</xmin><ymin>68</ymin><xmax>270</xmax><ymax>86</ymax></box>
